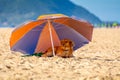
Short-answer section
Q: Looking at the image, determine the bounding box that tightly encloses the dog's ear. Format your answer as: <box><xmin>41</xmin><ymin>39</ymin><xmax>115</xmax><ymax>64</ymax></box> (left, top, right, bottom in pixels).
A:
<box><xmin>60</xmin><ymin>39</ymin><xmax>65</xmax><ymax>46</ymax></box>
<box><xmin>70</xmin><ymin>41</ymin><xmax>75</xmax><ymax>47</ymax></box>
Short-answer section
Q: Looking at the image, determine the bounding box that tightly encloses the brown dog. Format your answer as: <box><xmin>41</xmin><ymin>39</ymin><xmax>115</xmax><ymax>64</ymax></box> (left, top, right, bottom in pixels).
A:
<box><xmin>42</xmin><ymin>39</ymin><xmax>75</xmax><ymax>58</ymax></box>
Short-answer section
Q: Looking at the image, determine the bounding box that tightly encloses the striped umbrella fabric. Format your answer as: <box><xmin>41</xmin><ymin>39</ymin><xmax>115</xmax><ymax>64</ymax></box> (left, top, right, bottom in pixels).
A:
<box><xmin>10</xmin><ymin>14</ymin><xmax>93</xmax><ymax>55</ymax></box>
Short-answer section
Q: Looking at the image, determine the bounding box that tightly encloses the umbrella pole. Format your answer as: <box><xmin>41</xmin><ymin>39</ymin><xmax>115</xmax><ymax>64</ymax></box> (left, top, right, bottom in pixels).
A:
<box><xmin>48</xmin><ymin>20</ymin><xmax>56</xmax><ymax>57</ymax></box>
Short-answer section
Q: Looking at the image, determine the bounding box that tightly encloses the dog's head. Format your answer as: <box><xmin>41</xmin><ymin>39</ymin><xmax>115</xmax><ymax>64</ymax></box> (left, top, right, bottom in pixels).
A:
<box><xmin>60</xmin><ymin>39</ymin><xmax>75</xmax><ymax>50</ymax></box>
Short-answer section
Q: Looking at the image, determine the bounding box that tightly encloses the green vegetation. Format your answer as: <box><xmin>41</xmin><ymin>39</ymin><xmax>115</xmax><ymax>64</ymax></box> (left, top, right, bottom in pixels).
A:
<box><xmin>22</xmin><ymin>52</ymin><xmax>43</xmax><ymax>57</ymax></box>
<box><xmin>112</xmin><ymin>22</ymin><xmax>118</xmax><ymax>27</ymax></box>
<box><xmin>94</xmin><ymin>22</ymin><xmax>119</xmax><ymax>28</ymax></box>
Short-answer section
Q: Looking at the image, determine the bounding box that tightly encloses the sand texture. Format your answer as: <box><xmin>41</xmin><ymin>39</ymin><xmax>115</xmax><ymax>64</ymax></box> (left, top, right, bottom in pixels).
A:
<box><xmin>0</xmin><ymin>28</ymin><xmax>120</xmax><ymax>80</ymax></box>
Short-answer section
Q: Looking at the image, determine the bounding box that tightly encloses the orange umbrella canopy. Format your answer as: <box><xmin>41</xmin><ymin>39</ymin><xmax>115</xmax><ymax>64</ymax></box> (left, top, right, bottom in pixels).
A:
<box><xmin>10</xmin><ymin>14</ymin><xmax>93</xmax><ymax>54</ymax></box>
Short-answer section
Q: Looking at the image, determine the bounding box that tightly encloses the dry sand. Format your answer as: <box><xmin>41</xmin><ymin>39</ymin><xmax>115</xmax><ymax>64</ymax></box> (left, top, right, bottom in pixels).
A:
<box><xmin>0</xmin><ymin>28</ymin><xmax>120</xmax><ymax>80</ymax></box>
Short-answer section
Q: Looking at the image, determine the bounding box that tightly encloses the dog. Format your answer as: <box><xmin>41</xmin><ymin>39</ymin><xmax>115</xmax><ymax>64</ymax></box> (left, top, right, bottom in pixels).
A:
<box><xmin>41</xmin><ymin>39</ymin><xmax>75</xmax><ymax>58</ymax></box>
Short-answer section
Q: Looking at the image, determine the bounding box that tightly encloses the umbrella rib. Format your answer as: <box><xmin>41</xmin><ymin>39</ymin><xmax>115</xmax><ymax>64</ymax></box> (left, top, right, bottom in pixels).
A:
<box><xmin>48</xmin><ymin>20</ymin><xmax>56</xmax><ymax>56</ymax></box>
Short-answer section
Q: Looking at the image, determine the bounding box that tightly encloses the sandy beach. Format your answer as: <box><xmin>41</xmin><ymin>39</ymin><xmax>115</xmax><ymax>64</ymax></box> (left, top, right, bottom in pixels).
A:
<box><xmin>0</xmin><ymin>28</ymin><xmax>120</xmax><ymax>80</ymax></box>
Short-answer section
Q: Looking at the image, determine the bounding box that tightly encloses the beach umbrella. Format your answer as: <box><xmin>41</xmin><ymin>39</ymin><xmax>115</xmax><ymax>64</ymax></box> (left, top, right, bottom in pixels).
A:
<box><xmin>10</xmin><ymin>14</ymin><xmax>93</xmax><ymax>56</ymax></box>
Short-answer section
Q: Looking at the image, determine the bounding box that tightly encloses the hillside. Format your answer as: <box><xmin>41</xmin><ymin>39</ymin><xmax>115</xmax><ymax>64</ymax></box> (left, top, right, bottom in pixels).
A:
<box><xmin>0</xmin><ymin>0</ymin><xmax>102</xmax><ymax>27</ymax></box>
